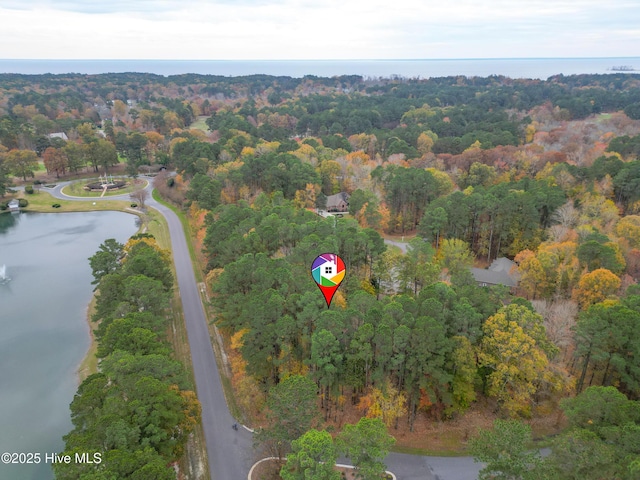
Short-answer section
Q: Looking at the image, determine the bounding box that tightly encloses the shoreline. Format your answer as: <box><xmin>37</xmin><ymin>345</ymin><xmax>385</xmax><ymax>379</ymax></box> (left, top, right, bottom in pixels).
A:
<box><xmin>77</xmin><ymin>295</ymin><xmax>99</xmax><ymax>382</ymax></box>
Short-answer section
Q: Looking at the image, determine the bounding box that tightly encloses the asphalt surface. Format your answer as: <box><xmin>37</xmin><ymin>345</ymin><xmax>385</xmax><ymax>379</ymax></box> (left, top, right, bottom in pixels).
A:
<box><xmin>46</xmin><ymin>179</ymin><xmax>482</xmax><ymax>480</ymax></box>
<box><xmin>383</xmin><ymin>238</ymin><xmax>410</xmax><ymax>254</ymax></box>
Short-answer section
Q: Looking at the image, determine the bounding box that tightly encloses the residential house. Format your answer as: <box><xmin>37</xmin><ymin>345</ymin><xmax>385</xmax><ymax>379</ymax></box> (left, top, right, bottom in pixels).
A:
<box><xmin>326</xmin><ymin>192</ymin><xmax>350</xmax><ymax>212</ymax></box>
<box><xmin>471</xmin><ymin>257</ymin><xmax>520</xmax><ymax>288</ymax></box>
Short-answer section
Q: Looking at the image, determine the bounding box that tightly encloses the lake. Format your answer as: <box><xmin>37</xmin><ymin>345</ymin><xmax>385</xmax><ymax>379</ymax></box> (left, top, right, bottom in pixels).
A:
<box><xmin>0</xmin><ymin>211</ymin><xmax>137</xmax><ymax>480</ymax></box>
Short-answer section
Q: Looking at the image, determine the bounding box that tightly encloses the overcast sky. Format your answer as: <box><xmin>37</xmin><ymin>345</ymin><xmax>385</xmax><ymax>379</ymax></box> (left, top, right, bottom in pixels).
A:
<box><xmin>1</xmin><ymin>0</ymin><xmax>639</xmax><ymax>60</ymax></box>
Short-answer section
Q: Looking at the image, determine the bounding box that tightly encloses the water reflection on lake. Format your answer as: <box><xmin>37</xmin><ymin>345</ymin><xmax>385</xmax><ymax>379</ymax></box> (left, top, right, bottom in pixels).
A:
<box><xmin>0</xmin><ymin>211</ymin><xmax>137</xmax><ymax>480</ymax></box>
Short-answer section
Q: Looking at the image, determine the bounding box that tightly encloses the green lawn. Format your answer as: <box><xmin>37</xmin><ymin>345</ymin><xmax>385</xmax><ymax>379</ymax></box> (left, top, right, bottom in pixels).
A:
<box><xmin>145</xmin><ymin>208</ymin><xmax>171</xmax><ymax>250</ymax></box>
<box><xmin>19</xmin><ymin>190</ymin><xmax>132</xmax><ymax>212</ymax></box>
<box><xmin>151</xmin><ymin>189</ymin><xmax>202</xmax><ymax>282</ymax></box>
<box><xmin>60</xmin><ymin>178</ymin><xmax>148</xmax><ymax>198</ymax></box>
<box><xmin>189</xmin><ymin>116</ymin><xmax>211</xmax><ymax>132</ymax></box>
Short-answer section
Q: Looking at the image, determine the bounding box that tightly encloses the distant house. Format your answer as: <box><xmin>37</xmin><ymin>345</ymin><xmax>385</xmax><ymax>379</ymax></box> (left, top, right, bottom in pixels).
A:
<box><xmin>48</xmin><ymin>132</ymin><xmax>68</xmax><ymax>141</ymax></box>
<box><xmin>471</xmin><ymin>257</ymin><xmax>520</xmax><ymax>288</ymax></box>
<box><xmin>326</xmin><ymin>192</ymin><xmax>350</xmax><ymax>212</ymax></box>
<box><xmin>8</xmin><ymin>199</ymin><xmax>20</xmax><ymax>212</ymax></box>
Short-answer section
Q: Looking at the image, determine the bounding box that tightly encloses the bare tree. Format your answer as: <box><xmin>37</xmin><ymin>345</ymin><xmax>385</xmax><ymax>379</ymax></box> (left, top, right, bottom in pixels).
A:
<box><xmin>551</xmin><ymin>201</ymin><xmax>579</xmax><ymax>229</ymax></box>
<box><xmin>130</xmin><ymin>188</ymin><xmax>148</xmax><ymax>208</ymax></box>
<box><xmin>532</xmin><ymin>299</ymin><xmax>578</xmax><ymax>361</ymax></box>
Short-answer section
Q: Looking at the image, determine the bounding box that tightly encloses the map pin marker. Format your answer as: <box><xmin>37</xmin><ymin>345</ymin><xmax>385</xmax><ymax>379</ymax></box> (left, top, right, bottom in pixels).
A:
<box><xmin>311</xmin><ymin>253</ymin><xmax>346</xmax><ymax>308</ymax></box>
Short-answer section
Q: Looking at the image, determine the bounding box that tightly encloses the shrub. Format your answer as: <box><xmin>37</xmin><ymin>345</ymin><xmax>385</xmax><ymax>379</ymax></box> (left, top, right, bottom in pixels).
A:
<box><xmin>166</xmin><ymin>177</ymin><xmax>175</xmax><ymax>187</ymax></box>
<box><xmin>52</xmin><ymin>203</ymin><xmax>61</xmax><ymax>208</ymax></box>
<box><xmin>0</xmin><ymin>201</ymin><xmax>8</xmax><ymax>211</ymax></box>
<box><xmin>25</xmin><ymin>185</ymin><xmax>34</xmax><ymax>194</ymax></box>
<box><xmin>18</xmin><ymin>199</ymin><xmax>28</xmax><ymax>207</ymax></box>
<box><xmin>130</xmin><ymin>203</ymin><xmax>138</xmax><ymax>208</ymax></box>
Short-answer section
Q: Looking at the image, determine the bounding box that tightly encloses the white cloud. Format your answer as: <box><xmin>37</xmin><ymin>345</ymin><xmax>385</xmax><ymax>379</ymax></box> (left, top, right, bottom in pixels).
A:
<box><xmin>0</xmin><ymin>0</ymin><xmax>639</xmax><ymax>59</ymax></box>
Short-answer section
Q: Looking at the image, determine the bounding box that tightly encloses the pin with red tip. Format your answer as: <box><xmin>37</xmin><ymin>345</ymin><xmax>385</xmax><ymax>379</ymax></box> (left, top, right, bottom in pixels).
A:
<box><xmin>311</xmin><ymin>253</ymin><xmax>346</xmax><ymax>308</ymax></box>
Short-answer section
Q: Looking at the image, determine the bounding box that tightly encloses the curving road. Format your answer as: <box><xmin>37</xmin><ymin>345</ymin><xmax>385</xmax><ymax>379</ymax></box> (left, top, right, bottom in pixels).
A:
<box><xmin>45</xmin><ymin>179</ymin><xmax>481</xmax><ymax>480</ymax></box>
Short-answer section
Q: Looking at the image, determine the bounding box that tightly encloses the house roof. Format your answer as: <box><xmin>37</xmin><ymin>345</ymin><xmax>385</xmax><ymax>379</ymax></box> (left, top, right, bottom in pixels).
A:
<box><xmin>326</xmin><ymin>192</ymin><xmax>350</xmax><ymax>208</ymax></box>
<box><xmin>488</xmin><ymin>257</ymin><xmax>515</xmax><ymax>273</ymax></box>
<box><xmin>48</xmin><ymin>132</ymin><xmax>68</xmax><ymax>141</ymax></box>
<box><xmin>471</xmin><ymin>257</ymin><xmax>520</xmax><ymax>287</ymax></box>
<box><xmin>471</xmin><ymin>268</ymin><xmax>518</xmax><ymax>287</ymax></box>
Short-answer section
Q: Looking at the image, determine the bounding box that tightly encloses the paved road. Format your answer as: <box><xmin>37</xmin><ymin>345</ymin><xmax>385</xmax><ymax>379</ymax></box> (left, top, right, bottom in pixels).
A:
<box><xmin>46</xmin><ymin>180</ymin><xmax>482</xmax><ymax>480</ymax></box>
<box><xmin>384</xmin><ymin>238</ymin><xmax>410</xmax><ymax>254</ymax></box>
<box><xmin>48</xmin><ymin>180</ymin><xmax>255</xmax><ymax>480</ymax></box>
<box><xmin>145</xmin><ymin>193</ymin><xmax>255</xmax><ymax>480</ymax></box>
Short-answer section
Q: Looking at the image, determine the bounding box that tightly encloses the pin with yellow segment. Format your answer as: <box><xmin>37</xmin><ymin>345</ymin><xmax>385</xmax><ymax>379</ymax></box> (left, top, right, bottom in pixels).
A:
<box><xmin>311</xmin><ymin>253</ymin><xmax>346</xmax><ymax>308</ymax></box>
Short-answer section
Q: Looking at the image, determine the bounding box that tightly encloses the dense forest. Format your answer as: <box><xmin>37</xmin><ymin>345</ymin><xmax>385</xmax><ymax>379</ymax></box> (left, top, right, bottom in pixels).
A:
<box><xmin>2</xmin><ymin>71</ymin><xmax>640</xmax><ymax>479</ymax></box>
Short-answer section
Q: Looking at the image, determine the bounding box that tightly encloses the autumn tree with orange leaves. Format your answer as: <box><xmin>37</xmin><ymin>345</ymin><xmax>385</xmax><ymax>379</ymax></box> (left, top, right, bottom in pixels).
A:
<box><xmin>42</xmin><ymin>146</ymin><xmax>68</xmax><ymax>178</ymax></box>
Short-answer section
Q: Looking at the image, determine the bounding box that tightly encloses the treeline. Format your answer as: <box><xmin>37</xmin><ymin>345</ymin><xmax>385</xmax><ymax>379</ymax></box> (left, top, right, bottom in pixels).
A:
<box><xmin>2</xmin><ymin>72</ymin><xmax>640</xmax><ymax>160</ymax></box>
<box><xmin>416</xmin><ymin>174</ymin><xmax>566</xmax><ymax>256</ymax></box>
<box><xmin>565</xmin><ymin>155</ymin><xmax>640</xmax><ymax>212</ymax></box>
<box><xmin>54</xmin><ymin>235</ymin><xmax>200</xmax><ymax>480</ymax></box>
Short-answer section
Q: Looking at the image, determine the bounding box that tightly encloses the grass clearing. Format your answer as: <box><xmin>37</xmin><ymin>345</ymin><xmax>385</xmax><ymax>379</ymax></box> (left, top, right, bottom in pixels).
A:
<box><xmin>145</xmin><ymin>208</ymin><xmax>171</xmax><ymax>249</ymax></box>
<box><xmin>189</xmin><ymin>116</ymin><xmax>211</xmax><ymax>132</ymax></box>
<box><xmin>61</xmin><ymin>178</ymin><xmax>148</xmax><ymax>198</ymax></box>
<box><xmin>152</xmin><ymin>190</ymin><xmax>202</xmax><ymax>283</ymax></box>
<box><xmin>19</xmin><ymin>190</ymin><xmax>132</xmax><ymax>213</ymax></box>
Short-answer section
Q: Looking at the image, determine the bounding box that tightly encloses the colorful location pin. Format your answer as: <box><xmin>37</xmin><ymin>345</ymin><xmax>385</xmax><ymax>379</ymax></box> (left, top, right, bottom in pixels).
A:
<box><xmin>311</xmin><ymin>253</ymin><xmax>346</xmax><ymax>308</ymax></box>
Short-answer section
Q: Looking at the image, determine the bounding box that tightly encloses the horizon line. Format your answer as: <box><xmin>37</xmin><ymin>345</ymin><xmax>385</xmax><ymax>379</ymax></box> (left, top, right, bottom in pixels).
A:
<box><xmin>1</xmin><ymin>56</ymin><xmax>640</xmax><ymax>62</ymax></box>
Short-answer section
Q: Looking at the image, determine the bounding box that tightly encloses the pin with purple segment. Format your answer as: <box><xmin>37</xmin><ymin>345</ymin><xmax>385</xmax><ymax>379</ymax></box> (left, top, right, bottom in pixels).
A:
<box><xmin>311</xmin><ymin>253</ymin><xmax>346</xmax><ymax>308</ymax></box>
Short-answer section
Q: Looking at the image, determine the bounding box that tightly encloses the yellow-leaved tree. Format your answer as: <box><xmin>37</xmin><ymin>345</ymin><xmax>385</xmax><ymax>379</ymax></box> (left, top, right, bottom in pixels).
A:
<box><xmin>572</xmin><ymin>268</ymin><xmax>621</xmax><ymax>309</ymax></box>
<box><xmin>514</xmin><ymin>249</ymin><xmax>547</xmax><ymax>299</ymax></box>
<box><xmin>229</xmin><ymin>329</ymin><xmax>265</xmax><ymax>416</ymax></box>
<box><xmin>358</xmin><ymin>380</ymin><xmax>407</xmax><ymax>429</ymax></box>
<box><xmin>615</xmin><ymin>215</ymin><xmax>640</xmax><ymax>249</ymax></box>
<box><xmin>479</xmin><ymin>305</ymin><xmax>565</xmax><ymax>417</ymax></box>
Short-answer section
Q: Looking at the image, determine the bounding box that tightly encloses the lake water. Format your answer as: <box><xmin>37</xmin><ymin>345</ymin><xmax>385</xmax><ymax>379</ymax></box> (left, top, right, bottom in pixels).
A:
<box><xmin>1</xmin><ymin>58</ymin><xmax>639</xmax><ymax>79</ymax></box>
<box><xmin>0</xmin><ymin>211</ymin><xmax>137</xmax><ymax>480</ymax></box>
